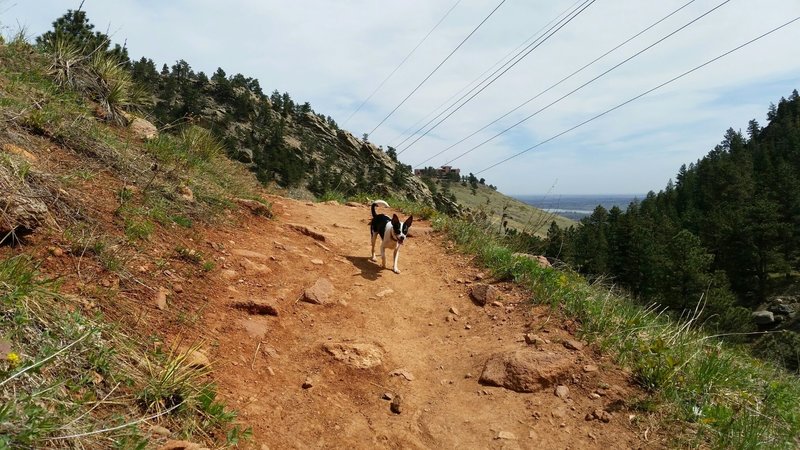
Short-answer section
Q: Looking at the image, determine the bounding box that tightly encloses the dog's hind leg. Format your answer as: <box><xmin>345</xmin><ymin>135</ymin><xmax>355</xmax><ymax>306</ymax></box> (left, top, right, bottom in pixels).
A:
<box><xmin>370</xmin><ymin>231</ymin><xmax>378</xmax><ymax>261</ymax></box>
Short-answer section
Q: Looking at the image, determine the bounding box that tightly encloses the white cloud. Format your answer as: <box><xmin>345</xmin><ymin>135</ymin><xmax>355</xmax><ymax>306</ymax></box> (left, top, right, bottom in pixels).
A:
<box><xmin>5</xmin><ymin>0</ymin><xmax>800</xmax><ymax>195</ymax></box>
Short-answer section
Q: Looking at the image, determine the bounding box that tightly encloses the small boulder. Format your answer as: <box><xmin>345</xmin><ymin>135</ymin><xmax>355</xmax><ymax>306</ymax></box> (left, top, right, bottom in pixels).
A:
<box><xmin>185</xmin><ymin>349</ymin><xmax>210</xmax><ymax>370</ymax></box>
<box><xmin>232</xmin><ymin>248</ymin><xmax>270</xmax><ymax>260</ymax></box>
<box><xmin>286</xmin><ymin>223</ymin><xmax>328</xmax><ymax>242</ymax></box>
<box><xmin>301</xmin><ymin>278</ymin><xmax>335</xmax><ymax>305</ymax></box>
<box><xmin>554</xmin><ymin>385</ymin><xmax>570</xmax><ymax>399</ymax></box>
<box><xmin>323</xmin><ymin>342</ymin><xmax>384</xmax><ymax>369</ymax></box>
<box><xmin>375</xmin><ymin>288</ymin><xmax>394</xmax><ymax>298</ymax></box>
<box><xmin>390</xmin><ymin>395</ymin><xmax>402</xmax><ymax>414</ymax></box>
<box><xmin>178</xmin><ymin>185</ymin><xmax>194</xmax><ymax>203</ymax></box>
<box><xmin>513</xmin><ymin>253</ymin><xmax>552</xmax><ymax>268</ymax></box>
<box><xmin>479</xmin><ymin>350</ymin><xmax>573</xmax><ymax>393</ymax></box>
<box><xmin>495</xmin><ymin>431</ymin><xmax>517</xmax><ymax>440</ymax></box>
<box><xmin>752</xmin><ymin>310</ymin><xmax>775</xmax><ymax>325</ymax></box>
<box><xmin>155</xmin><ymin>287</ymin><xmax>169</xmax><ymax>310</ymax></box>
<box><xmin>586</xmin><ymin>409</ymin><xmax>613</xmax><ymax>423</ymax></box>
<box><xmin>524</xmin><ymin>333</ymin><xmax>545</xmax><ymax>347</ymax></box>
<box><xmin>302</xmin><ymin>377</ymin><xmax>314</xmax><ymax>389</ymax></box>
<box><xmin>470</xmin><ymin>284</ymin><xmax>499</xmax><ymax>306</ymax></box>
<box><xmin>233</xmin><ymin>299</ymin><xmax>279</xmax><ymax>316</ymax></box>
<box><xmin>129</xmin><ymin>117</ymin><xmax>158</xmax><ymax>140</ymax></box>
<box><xmin>563</xmin><ymin>339</ymin><xmax>584</xmax><ymax>351</ymax></box>
<box><xmin>220</xmin><ymin>269</ymin><xmax>238</xmax><ymax>280</ymax></box>
<box><xmin>234</xmin><ymin>198</ymin><xmax>271</xmax><ymax>217</ymax></box>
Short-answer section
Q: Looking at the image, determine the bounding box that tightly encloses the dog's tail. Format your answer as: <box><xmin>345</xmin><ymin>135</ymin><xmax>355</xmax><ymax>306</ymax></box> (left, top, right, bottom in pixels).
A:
<box><xmin>371</xmin><ymin>200</ymin><xmax>390</xmax><ymax>218</ymax></box>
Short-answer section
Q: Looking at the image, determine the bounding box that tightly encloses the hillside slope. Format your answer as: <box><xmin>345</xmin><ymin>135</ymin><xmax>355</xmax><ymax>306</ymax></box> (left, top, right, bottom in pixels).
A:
<box><xmin>446</xmin><ymin>182</ymin><xmax>574</xmax><ymax>237</ymax></box>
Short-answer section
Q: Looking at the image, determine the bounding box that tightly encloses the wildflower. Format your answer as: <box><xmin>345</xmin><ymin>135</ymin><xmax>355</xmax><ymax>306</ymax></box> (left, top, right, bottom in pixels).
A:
<box><xmin>6</xmin><ymin>352</ymin><xmax>20</xmax><ymax>367</ymax></box>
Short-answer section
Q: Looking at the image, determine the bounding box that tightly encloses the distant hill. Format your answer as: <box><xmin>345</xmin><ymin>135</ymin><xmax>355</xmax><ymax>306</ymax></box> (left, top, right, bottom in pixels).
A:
<box><xmin>442</xmin><ymin>181</ymin><xmax>574</xmax><ymax>237</ymax></box>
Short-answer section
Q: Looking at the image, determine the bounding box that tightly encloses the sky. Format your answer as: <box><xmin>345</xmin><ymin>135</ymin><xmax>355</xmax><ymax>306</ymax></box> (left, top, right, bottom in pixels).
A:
<box><xmin>4</xmin><ymin>0</ymin><xmax>800</xmax><ymax>195</ymax></box>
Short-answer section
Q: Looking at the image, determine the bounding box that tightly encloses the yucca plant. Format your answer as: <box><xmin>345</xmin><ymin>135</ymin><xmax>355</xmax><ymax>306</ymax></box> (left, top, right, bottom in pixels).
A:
<box><xmin>86</xmin><ymin>51</ymin><xmax>151</xmax><ymax>125</ymax></box>
<box><xmin>180</xmin><ymin>125</ymin><xmax>225</xmax><ymax>163</ymax></box>
<box><xmin>45</xmin><ymin>34</ymin><xmax>86</xmax><ymax>89</ymax></box>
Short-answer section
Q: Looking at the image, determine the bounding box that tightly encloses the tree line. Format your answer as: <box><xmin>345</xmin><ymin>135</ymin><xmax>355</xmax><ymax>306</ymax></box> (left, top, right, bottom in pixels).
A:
<box><xmin>538</xmin><ymin>91</ymin><xmax>800</xmax><ymax>368</ymax></box>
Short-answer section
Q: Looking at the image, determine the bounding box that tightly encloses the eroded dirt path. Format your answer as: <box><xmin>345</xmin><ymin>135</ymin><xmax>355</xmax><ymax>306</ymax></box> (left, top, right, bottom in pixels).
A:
<box><xmin>197</xmin><ymin>198</ymin><xmax>651</xmax><ymax>449</ymax></box>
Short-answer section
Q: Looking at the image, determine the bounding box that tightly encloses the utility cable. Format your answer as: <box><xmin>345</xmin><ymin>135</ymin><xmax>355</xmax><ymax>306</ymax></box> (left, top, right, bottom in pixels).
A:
<box><xmin>472</xmin><ymin>16</ymin><xmax>800</xmax><ymax>175</ymax></box>
<box><xmin>367</xmin><ymin>0</ymin><xmax>507</xmax><ymax>137</ymax></box>
<box><xmin>342</xmin><ymin>0</ymin><xmax>462</xmax><ymax>126</ymax></box>
<box><xmin>414</xmin><ymin>0</ymin><xmax>697</xmax><ymax>168</ymax></box>
<box><xmin>388</xmin><ymin>0</ymin><xmax>585</xmax><ymax>148</ymax></box>
<box><xmin>440</xmin><ymin>0</ymin><xmax>731</xmax><ymax>167</ymax></box>
<box><xmin>397</xmin><ymin>0</ymin><xmax>597</xmax><ymax>155</ymax></box>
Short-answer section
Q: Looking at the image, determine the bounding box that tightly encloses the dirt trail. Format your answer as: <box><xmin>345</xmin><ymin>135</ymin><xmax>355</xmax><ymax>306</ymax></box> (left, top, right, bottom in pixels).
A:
<box><xmin>197</xmin><ymin>198</ymin><xmax>650</xmax><ymax>449</ymax></box>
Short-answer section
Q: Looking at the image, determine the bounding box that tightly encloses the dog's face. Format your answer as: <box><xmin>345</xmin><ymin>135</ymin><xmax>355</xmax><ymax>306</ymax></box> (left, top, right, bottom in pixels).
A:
<box><xmin>391</xmin><ymin>214</ymin><xmax>413</xmax><ymax>244</ymax></box>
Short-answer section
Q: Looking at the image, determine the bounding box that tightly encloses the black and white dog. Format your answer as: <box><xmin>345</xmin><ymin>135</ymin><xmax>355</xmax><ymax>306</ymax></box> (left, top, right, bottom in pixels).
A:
<box><xmin>369</xmin><ymin>200</ymin><xmax>413</xmax><ymax>274</ymax></box>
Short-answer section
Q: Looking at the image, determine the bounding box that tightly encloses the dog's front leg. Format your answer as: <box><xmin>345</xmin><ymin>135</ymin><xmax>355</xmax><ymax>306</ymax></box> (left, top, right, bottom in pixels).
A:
<box><xmin>380</xmin><ymin>241</ymin><xmax>387</xmax><ymax>268</ymax></box>
<box><xmin>370</xmin><ymin>232</ymin><xmax>377</xmax><ymax>261</ymax></box>
<box><xmin>392</xmin><ymin>247</ymin><xmax>400</xmax><ymax>274</ymax></box>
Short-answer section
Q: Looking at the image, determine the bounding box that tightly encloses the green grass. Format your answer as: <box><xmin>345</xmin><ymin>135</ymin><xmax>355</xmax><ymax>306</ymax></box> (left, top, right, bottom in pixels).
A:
<box><xmin>0</xmin><ymin>256</ymin><xmax>245</xmax><ymax>448</ymax></box>
<box><xmin>431</xmin><ymin>213</ymin><xmax>800</xmax><ymax>449</ymax></box>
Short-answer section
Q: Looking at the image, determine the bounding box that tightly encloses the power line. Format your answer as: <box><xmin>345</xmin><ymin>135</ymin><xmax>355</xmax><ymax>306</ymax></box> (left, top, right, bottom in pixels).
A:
<box><xmin>414</xmin><ymin>0</ymin><xmax>698</xmax><ymax>168</ymax></box>
<box><xmin>440</xmin><ymin>0</ymin><xmax>731</xmax><ymax>167</ymax></box>
<box><xmin>388</xmin><ymin>0</ymin><xmax>585</xmax><ymax>149</ymax></box>
<box><xmin>397</xmin><ymin>0</ymin><xmax>597</xmax><ymax>155</ymax></box>
<box><xmin>472</xmin><ymin>15</ymin><xmax>800</xmax><ymax>175</ymax></box>
<box><xmin>342</xmin><ymin>0</ymin><xmax>462</xmax><ymax>127</ymax></box>
<box><xmin>367</xmin><ymin>0</ymin><xmax>507</xmax><ymax>137</ymax></box>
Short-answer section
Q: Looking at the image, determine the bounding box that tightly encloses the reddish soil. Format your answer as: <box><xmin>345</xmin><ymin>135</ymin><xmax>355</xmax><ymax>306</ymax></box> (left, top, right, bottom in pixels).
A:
<box><xmin>193</xmin><ymin>198</ymin><xmax>656</xmax><ymax>449</ymax></box>
<box><xmin>2</xmin><ymin>136</ymin><xmax>659</xmax><ymax>448</ymax></box>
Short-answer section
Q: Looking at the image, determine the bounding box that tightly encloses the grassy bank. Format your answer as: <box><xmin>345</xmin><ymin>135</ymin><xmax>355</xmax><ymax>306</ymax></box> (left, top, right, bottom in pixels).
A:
<box><xmin>0</xmin><ymin>256</ymin><xmax>248</xmax><ymax>448</ymax></box>
<box><xmin>431</xmin><ymin>213</ymin><xmax>800</xmax><ymax>449</ymax></box>
<box><xmin>1</xmin><ymin>36</ymin><xmax>264</xmax><ymax>447</ymax></box>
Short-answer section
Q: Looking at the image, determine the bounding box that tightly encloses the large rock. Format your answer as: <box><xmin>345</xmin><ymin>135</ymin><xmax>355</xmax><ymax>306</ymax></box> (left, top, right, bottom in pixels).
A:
<box><xmin>470</xmin><ymin>284</ymin><xmax>499</xmax><ymax>306</ymax></box>
<box><xmin>129</xmin><ymin>117</ymin><xmax>158</xmax><ymax>140</ymax></box>
<box><xmin>323</xmin><ymin>342</ymin><xmax>384</xmax><ymax>369</ymax></box>
<box><xmin>301</xmin><ymin>278</ymin><xmax>334</xmax><ymax>305</ymax></box>
<box><xmin>513</xmin><ymin>253</ymin><xmax>552</xmax><ymax>268</ymax></box>
<box><xmin>479</xmin><ymin>350</ymin><xmax>573</xmax><ymax>393</ymax></box>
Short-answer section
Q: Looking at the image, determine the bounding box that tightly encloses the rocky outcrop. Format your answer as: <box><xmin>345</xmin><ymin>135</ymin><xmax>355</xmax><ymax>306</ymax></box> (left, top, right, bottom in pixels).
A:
<box><xmin>293</xmin><ymin>113</ymin><xmax>435</xmax><ymax>205</ymax></box>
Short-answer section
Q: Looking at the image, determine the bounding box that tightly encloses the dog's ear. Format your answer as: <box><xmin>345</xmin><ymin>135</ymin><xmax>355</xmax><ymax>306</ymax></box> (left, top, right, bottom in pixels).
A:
<box><xmin>405</xmin><ymin>215</ymin><xmax>413</xmax><ymax>227</ymax></box>
<box><xmin>392</xmin><ymin>214</ymin><xmax>401</xmax><ymax>227</ymax></box>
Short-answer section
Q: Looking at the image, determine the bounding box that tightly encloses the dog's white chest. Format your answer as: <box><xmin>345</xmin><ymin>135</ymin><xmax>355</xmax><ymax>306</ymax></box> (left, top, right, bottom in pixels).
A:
<box><xmin>383</xmin><ymin>235</ymin><xmax>399</xmax><ymax>249</ymax></box>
